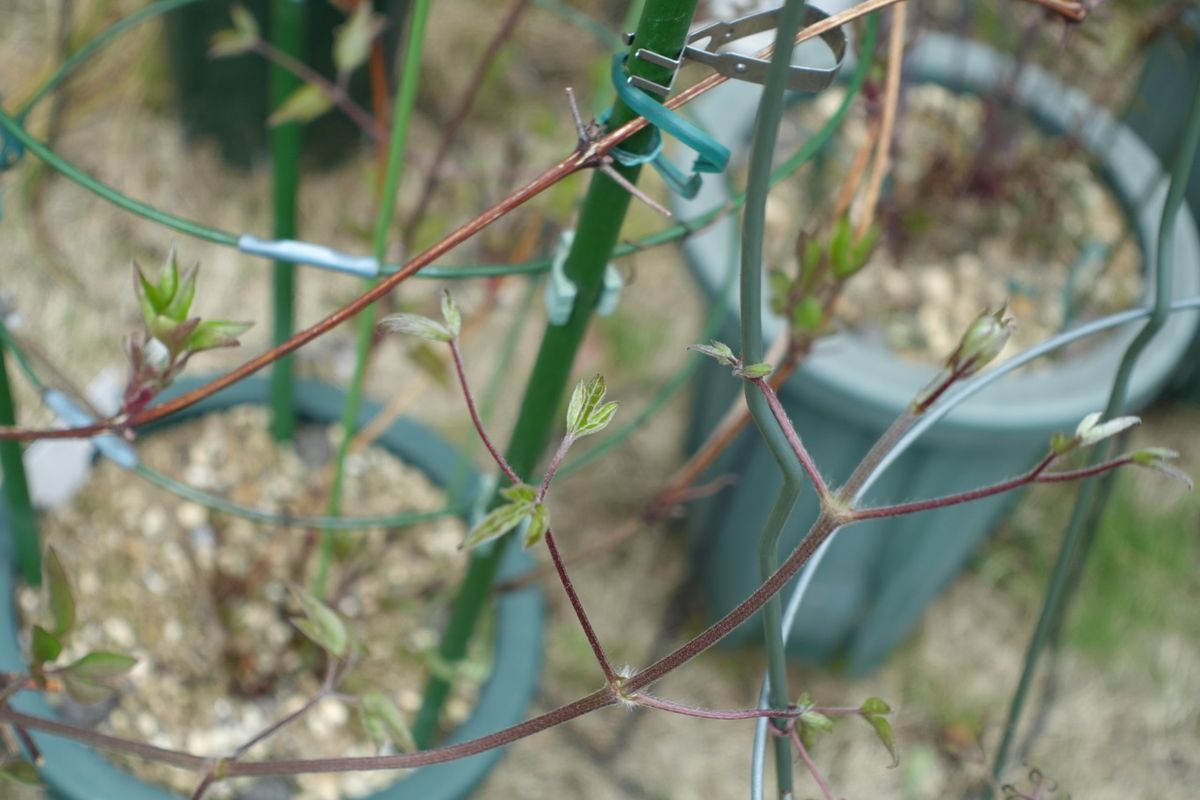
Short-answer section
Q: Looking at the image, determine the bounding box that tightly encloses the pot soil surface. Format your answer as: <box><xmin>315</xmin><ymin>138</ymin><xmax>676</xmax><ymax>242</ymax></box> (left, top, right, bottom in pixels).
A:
<box><xmin>759</xmin><ymin>83</ymin><xmax>1142</xmax><ymax>364</ymax></box>
<box><xmin>17</xmin><ymin>406</ymin><xmax>486</xmax><ymax>800</ymax></box>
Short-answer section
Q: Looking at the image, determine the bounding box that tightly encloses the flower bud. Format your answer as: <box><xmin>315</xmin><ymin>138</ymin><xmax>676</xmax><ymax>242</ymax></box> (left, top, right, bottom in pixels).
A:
<box><xmin>944</xmin><ymin>305</ymin><xmax>1014</xmax><ymax>378</ymax></box>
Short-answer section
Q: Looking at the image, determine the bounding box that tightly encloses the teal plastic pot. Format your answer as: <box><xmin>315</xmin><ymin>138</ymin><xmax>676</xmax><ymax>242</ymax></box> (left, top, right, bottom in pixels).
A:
<box><xmin>674</xmin><ymin>33</ymin><xmax>1200</xmax><ymax>675</ymax></box>
<box><xmin>1123</xmin><ymin>9</ymin><xmax>1200</xmax><ymax>399</ymax></box>
<box><xmin>0</xmin><ymin>376</ymin><xmax>543</xmax><ymax>798</ymax></box>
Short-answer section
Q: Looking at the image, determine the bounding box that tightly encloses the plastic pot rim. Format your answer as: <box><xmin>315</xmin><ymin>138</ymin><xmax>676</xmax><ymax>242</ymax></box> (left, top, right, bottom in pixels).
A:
<box><xmin>675</xmin><ymin>32</ymin><xmax>1200</xmax><ymax>436</ymax></box>
<box><xmin>0</xmin><ymin>375</ymin><xmax>543</xmax><ymax>800</ymax></box>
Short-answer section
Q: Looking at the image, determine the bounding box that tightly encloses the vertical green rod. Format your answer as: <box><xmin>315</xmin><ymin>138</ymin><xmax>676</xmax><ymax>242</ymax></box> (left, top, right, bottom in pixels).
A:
<box><xmin>314</xmin><ymin>0</ymin><xmax>433</xmax><ymax>598</ymax></box>
<box><xmin>993</xmin><ymin>75</ymin><xmax>1200</xmax><ymax>780</ymax></box>
<box><xmin>412</xmin><ymin>0</ymin><xmax>702</xmax><ymax>747</ymax></box>
<box><xmin>737</xmin><ymin>1</ymin><xmax>808</xmax><ymax>795</ymax></box>
<box><xmin>0</xmin><ymin>319</ymin><xmax>39</xmax><ymax>585</ymax></box>
<box><xmin>269</xmin><ymin>0</ymin><xmax>304</xmax><ymax>441</ymax></box>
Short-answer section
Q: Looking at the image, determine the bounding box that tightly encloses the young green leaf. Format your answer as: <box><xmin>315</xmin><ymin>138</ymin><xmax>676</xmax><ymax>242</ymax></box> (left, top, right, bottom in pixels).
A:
<box><xmin>1074</xmin><ymin>412</ymin><xmax>1140</xmax><ymax>448</ymax></box>
<box><xmin>269</xmin><ymin>83</ymin><xmax>335</xmax><ymax>126</ymax></box>
<box><xmin>378</xmin><ymin>313</ymin><xmax>452</xmax><ymax>343</ymax></box>
<box><xmin>859</xmin><ymin>696</ymin><xmax>891</xmax><ymax>715</ymax></box>
<box><xmin>768</xmin><ymin>269</ymin><xmax>792</xmax><ymax>315</ymax></box>
<box><xmin>859</xmin><ymin>696</ymin><xmax>898</xmax><ymax>767</ymax></box>
<box><xmin>686</xmin><ymin>340</ymin><xmax>737</xmax><ymax>367</ymax></box>
<box><xmin>290</xmin><ymin>589</ymin><xmax>350</xmax><ymax>658</ymax></box>
<box><xmin>524</xmin><ymin>503</ymin><xmax>549</xmax><ymax>549</ymax></box>
<box><xmin>43</xmin><ymin>546</ymin><xmax>75</xmax><ymax>638</ymax></box>
<box><xmin>1131</xmin><ymin>447</ymin><xmax>1193</xmax><ymax>490</ymax></box>
<box><xmin>407</xmin><ymin>342</ymin><xmax>450</xmax><ymax>389</ymax></box>
<box><xmin>360</xmin><ymin>691</ymin><xmax>416</xmax><ymax>753</ymax></box>
<box><xmin>573</xmin><ymin>400</ymin><xmax>618</xmax><ymax>438</ymax></box>
<box><xmin>209</xmin><ymin>28</ymin><xmax>257</xmax><ymax>58</ymax></box>
<box><xmin>799</xmin><ymin>235</ymin><xmax>825</xmax><ymax>289</ymax></box>
<box><xmin>31</xmin><ymin>625</ymin><xmax>62</xmax><ymax>667</ymax></box>
<box><xmin>61</xmin><ymin>674</ymin><xmax>115</xmax><ymax>705</ymax></box>
<box><xmin>59</xmin><ymin>651</ymin><xmax>137</xmax><ymax>705</ymax></box>
<box><xmin>792</xmin><ymin>294</ymin><xmax>824</xmax><ymax>332</ymax></box>
<box><xmin>62</xmin><ymin>651</ymin><xmax>138</xmax><ymax>681</ymax></box>
<box><xmin>333</xmin><ymin>3</ymin><xmax>386</xmax><ymax>75</ymax></box>
<box><xmin>1050</xmin><ymin>431</ymin><xmax>1077</xmax><ymax>456</ymax></box>
<box><xmin>461</xmin><ymin>501</ymin><xmax>533</xmax><ymax>550</ymax></box>
<box><xmin>800</xmin><ymin>709</ymin><xmax>834</xmax><ymax>733</ymax></box>
<box><xmin>157</xmin><ymin>247</ymin><xmax>179</xmax><ymax>306</ymax></box>
<box><xmin>162</xmin><ymin>261</ymin><xmax>198</xmax><ymax>322</ymax></box>
<box><xmin>736</xmin><ymin>362</ymin><xmax>773</xmax><ymax>380</ymax></box>
<box><xmin>185</xmin><ymin>320</ymin><xmax>252</xmax><ymax>353</ymax></box>
<box><xmin>43</xmin><ymin>544</ymin><xmax>75</xmax><ymax>638</ymax></box>
<box><xmin>0</xmin><ymin>760</ymin><xmax>41</xmax><ymax>787</ymax></box>
<box><xmin>828</xmin><ymin>214</ymin><xmax>853</xmax><ymax>277</ymax></box>
<box><xmin>230</xmin><ymin>3</ymin><xmax>259</xmax><ymax>39</ymax></box>
<box><xmin>864</xmin><ymin>711</ymin><xmax>898</xmax><ymax>767</ymax></box>
<box><xmin>133</xmin><ymin>263</ymin><xmax>163</xmax><ymax>325</ymax></box>
<box><xmin>500</xmin><ymin>483</ymin><xmax>536</xmax><ymax>503</ymax></box>
<box><xmin>440</xmin><ymin>290</ymin><xmax>462</xmax><ymax>339</ymax></box>
<box><xmin>566</xmin><ymin>374</ymin><xmax>607</xmax><ymax>436</ymax></box>
<box><xmin>842</xmin><ymin>223</ymin><xmax>881</xmax><ymax>279</ymax></box>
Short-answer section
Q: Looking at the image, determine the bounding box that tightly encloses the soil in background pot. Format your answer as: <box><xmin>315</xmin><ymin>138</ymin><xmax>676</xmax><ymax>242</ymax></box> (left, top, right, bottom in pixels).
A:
<box><xmin>17</xmin><ymin>406</ymin><xmax>487</xmax><ymax>800</ymax></box>
<box><xmin>756</xmin><ymin>83</ymin><xmax>1143</xmax><ymax>365</ymax></box>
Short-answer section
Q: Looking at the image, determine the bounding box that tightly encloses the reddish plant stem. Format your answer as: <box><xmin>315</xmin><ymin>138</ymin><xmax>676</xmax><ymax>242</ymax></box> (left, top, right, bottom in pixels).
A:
<box><xmin>544</xmin><ymin>528</ymin><xmax>618</xmax><ymax>685</ymax></box>
<box><xmin>851</xmin><ymin>452</ymin><xmax>1064</xmax><ymax>521</ymax></box>
<box><xmin>537</xmin><ymin>435</ymin><xmax>574</xmax><ymax>502</ymax></box>
<box><xmin>626</xmin><ymin>513</ymin><xmax>842</xmax><ymax>692</ymax></box>
<box><xmin>632</xmin><ymin>693</ymin><xmax>803</xmax><ymax>722</ymax></box>
<box><xmin>191</xmin><ymin>646</ymin><xmax>341</xmax><ymax>797</ymax></box>
<box><xmin>1034</xmin><ymin>456</ymin><xmax>1136</xmax><ymax>483</ymax></box>
<box><xmin>751</xmin><ymin>376</ymin><xmax>829</xmax><ymax>500</ymax></box>
<box><xmin>449</xmin><ymin>339</ymin><xmax>520</xmax><ymax>485</ymax></box>
<box><xmin>0</xmin><ymin>0</ymin><xmax>906</xmax><ymax>444</ymax></box>
<box><xmin>791</xmin><ymin>728</ymin><xmax>837</xmax><ymax>800</ymax></box>
<box><xmin>449</xmin><ymin>338</ymin><xmax>614</xmax><ymax>683</ymax></box>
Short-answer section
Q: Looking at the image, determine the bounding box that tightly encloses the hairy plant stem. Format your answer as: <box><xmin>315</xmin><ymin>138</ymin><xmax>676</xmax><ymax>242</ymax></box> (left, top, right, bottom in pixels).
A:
<box><xmin>792</xmin><ymin>728</ymin><xmax>836</xmax><ymax>800</ymax></box>
<box><xmin>737</xmin><ymin>1</ymin><xmax>810</xmax><ymax>794</ymax></box>
<box><xmin>411</xmin><ymin>0</ymin><xmax>703</xmax><ymax>748</ymax></box>
<box><xmin>449</xmin><ymin>340</ymin><xmax>520</xmax><ymax>484</ymax></box>
<box><xmin>193</xmin><ymin>661</ymin><xmax>340</xmax><ymax>798</ymax></box>
<box><xmin>992</xmin><ymin>72</ymin><xmax>1200</xmax><ymax>780</ymax></box>
<box><xmin>448</xmin><ymin>337</ymin><xmax>615</xmax><ymax>684</ymax></box>
<box><xmin>267</xmin><ymin>0</ymin><xmax>303</xmax><ymax>442</ymax></box>
<box><xmin>837</xmin><ymin>409</ymin><xmax>916</xmax><ymax>503</ymax></box>
<box><xmin>631</xmin><ymin>693</ymin><xmax>804</xmax><ymax>721</ymax></box>
<box><xmin>544</xmin><ymin>528</ymin><xmax>617</xmax><ymax>684</ymax></box>
<box><xmin>313</xmin><ymin>0</ymin><xmax>432</xmax><ymax>600</ymax></box>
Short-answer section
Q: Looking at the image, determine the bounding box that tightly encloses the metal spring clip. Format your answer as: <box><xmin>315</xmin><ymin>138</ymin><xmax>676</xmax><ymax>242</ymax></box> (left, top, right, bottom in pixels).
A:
<box><xmin>623</xmin><ymin>5</ymin><xmax>848</xmax><ymax>98</ymax></box>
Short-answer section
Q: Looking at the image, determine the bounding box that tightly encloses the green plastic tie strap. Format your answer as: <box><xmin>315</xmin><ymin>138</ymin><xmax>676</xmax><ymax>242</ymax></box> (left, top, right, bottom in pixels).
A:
<box><xmin>607</xmin><ymin>54</ymin><xmax>730</xmax><ymax>199</ymax></box>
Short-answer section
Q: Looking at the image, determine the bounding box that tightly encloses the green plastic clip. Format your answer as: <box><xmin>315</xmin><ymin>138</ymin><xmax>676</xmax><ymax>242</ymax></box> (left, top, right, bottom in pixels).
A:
<box><xmin>545</xmin><ymin>230</ymin><xmax>625</xmax><ymax>326</ymax></box>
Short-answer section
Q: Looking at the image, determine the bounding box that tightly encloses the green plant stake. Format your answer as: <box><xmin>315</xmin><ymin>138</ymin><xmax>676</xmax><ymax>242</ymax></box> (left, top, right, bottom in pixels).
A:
<box><xmin>316</xmin><ymin>0</ymin><xmax>430</xmax><ymax>599</ymax></box>
<box><xmin>993</xmin><ymin>73</ymin><xmax>1200</xmax><ymax>781</ymax></box>
<box><xmin>736</xmin><ymin>1</ymin><xmax>810</xmax><ymax>794</ymax></box>
<box><xmin>269</xmin><ymin>0</ymin><xmax>303</xmax><ymax>442</ymax></box>
<box><xmin>412</xmin><ymin>0</ymin><xmax>703</xmax><ymax>747</ymax></box>
<box><xmin>0</xmin><ymin>318</ymin><xmax>38</xmax><ymax>585</ymax></box>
